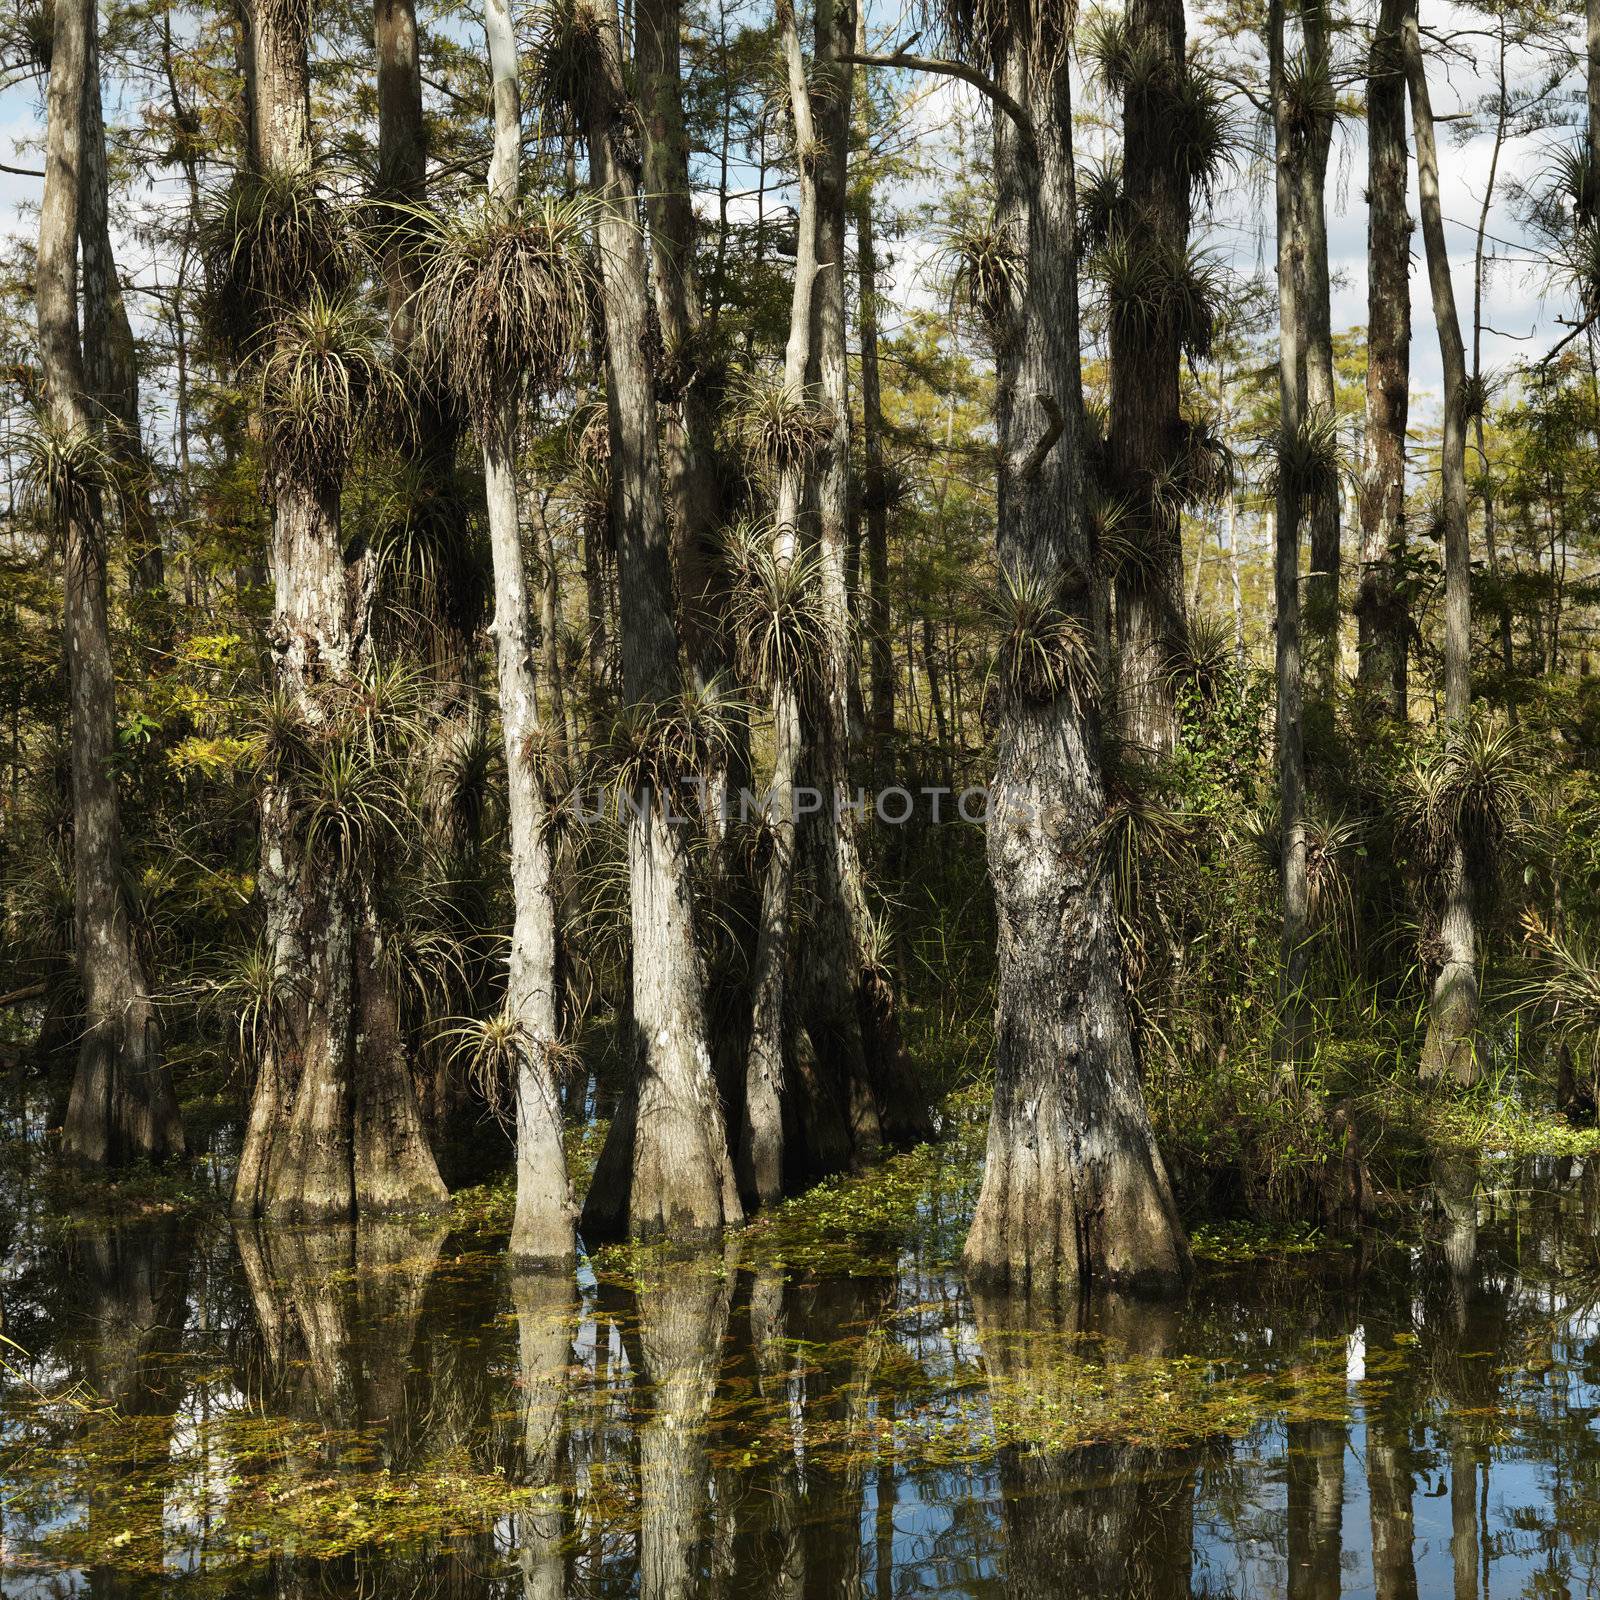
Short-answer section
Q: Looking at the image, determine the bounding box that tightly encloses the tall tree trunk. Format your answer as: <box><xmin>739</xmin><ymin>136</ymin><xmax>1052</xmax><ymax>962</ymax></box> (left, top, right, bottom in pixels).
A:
<box><xmin>960</xmin><ymin>31</ymin><xmax>1189</xmax><ymax>1296</ymax></box>
<box><xmin>41</xmin><ymin>0</ymin><xmax>183</xmax><ymax>1165</ymax></box>
<box><xmin>578</xmin><ymin>0</ymin><xmax>741</xmax><ymax>1239</ymax></box>
<box><xmin>232</xmin><ymin>0</ymin><xmax>445</xmax><ymax>1218</ymax></box>
<box><xmin>480</xmin><ymin>0</ymin><xmax>575</xmax><ymax>1263</ymax></box>
<box><xmin>635</xmin><ymin>0</ymin><xmax>750</xmax><ymax>862</ymax></box>
<box><xmin>1299</xmin><ymin>0</ymin><xmax>1341</xmax><ymax>697</ymax></box>
<box><xmin>1271</xmin><ymin>0</ymin><xmax>1310</xmax><ymax>1060</ymax></box>
<box><xmin>1589</xmin><ymin>0</ymin><xmax>1600</xmax><ymax>199</ymax></box>
<box><xmin>375</xmin><ymin>0</ymin><xmax>478</xmax><ymax>881</ymax></box>
<box><xmin>854</xmin><ymin>30</ymin><xmax>895</xmax><ymax>777</ymax></box>
<box><xmin>79</xmin><ymin>33</ymin><xmax>165</xmax><ymax>610</ymax></box>
<box><xmin>1356</xmin><ymin>0</ymin><xmax>1410</xmax><ymax>718</ymax></box>
<box><xmin>1405</xmin><ymin>0</ymin><xmax>1479</xmax><ymax>1085</ymax></box>
<box><xmin>797</xmin><ymin>0</ymin><xmax>925</xmax><ymax>1162</ymax></box>
<box><xmin>737</xmin><ymin>0</ymin><xmax>820</xmax><ymax>1207</ymax></box>
<box><xmin>1109</xmin><ymin>0</ymin><xmax>1188</xmax><ymax>757</ymax></box>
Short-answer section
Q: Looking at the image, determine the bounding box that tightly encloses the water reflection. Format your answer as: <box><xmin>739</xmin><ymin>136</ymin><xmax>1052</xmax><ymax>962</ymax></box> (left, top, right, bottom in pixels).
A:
<box><xmin>13</xmin><ymin>1158</ymin><xmax>1600</xmax><ymax>1595</ymax></box>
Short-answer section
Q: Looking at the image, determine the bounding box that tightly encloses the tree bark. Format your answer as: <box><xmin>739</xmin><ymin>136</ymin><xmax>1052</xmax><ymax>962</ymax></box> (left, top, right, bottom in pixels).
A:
<box><xmin>1356</xmin><ymin>0</ymin><xmax>1410</xmax><ymax>718</ymax></box>
<box><xmin>1271</xmin><ymin>0</ymin><xmax>1310</xmax><ymax>1061</ymax></box>
<box><xmin>737</xmin><ymin>0</ymin><xmax>820</xmax><ymax>1208</ymax></box>
<box><xmin>1299</xmin><ymin>0</ymin><xmax>1341</xmax><ymax>697</ymax></box>
<box><xmin>578</xmin><ymin>0</ymin><xmax>741</xmax><ymax>1239</ymax></box>
<box><xmin>960</xmin><ymin>31</ymin><xmax>1189</xmax><ymax>1296</ymax></box>
<box><xmin>1109</xmin><ymin>0</ymin><xmax>1189</xmax><ymax>757</ymax></box>
<box><xmin>854</xmin><ymin>29</ymin><xmax>894</xmax><ymax>776</ymax></box>
<box><xmin>1404</xmin><ymin>0</ymin><xmax>1479</xmax><ymax>1085</ymax></box>
<box><xmin>79</xmin><ymin>30</ymin><xmax>165</xmax><ymax>609</ymax></box>
<box><xmin>475</xmin><ymin>0</ymin><xmax>575</xmax><ymax>1264</ymax></box>
<box><xmin>41</xmin><ymin>0</ymin><xmax>183</xmax><ymax>1166</ymax></box>
<box><xmin>232</xmin><ymin>0</ymin><xmax>445</xmax><ymax>1218</ymax></box>
<box><xmin>796</xmin><ymin>0</ymin><xmax>926</xmax><ymax>1163</ymax></box>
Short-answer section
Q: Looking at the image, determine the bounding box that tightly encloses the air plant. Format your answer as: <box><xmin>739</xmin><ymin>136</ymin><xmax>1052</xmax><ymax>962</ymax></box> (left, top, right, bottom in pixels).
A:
<box><xmin>605</xmin><ymin>683</ymin><xmax>742</xmax><ymax>796</ymax></box>
<box><xmin>1280</xmin><ymin>47</ymin><xmax>1336</xmax><ymax>155</ymax></box>
<box><xmin>296</xmin><ymin>739</ymin><xmax>407</xmax><ymax>872</ymax></box>
<box><xmin>1094</xmin><ymin>231</ymin><xmax>1224</xmax><ymax>359</ymax></box>
<box><xmin>722</xmin><ymin>519</ymin><xmax>830</xmax><ymax>690</ymax></box>
<box><xmin>986</xmin><ymin>565</ymin><xmax>1098</xmax><ymax>708</ymax></box>
<box><xmin>198</xmin><ymin>167</ymin><xmax>356</xmax><ymax>355</ymax></box>
<box><xmin>16</xmin><ymin>412</ymin><xmax>114</xmax><ymax>530</ymax></box>
<box><xmin>1259</xmin><ymin>404</ymin><xmax>1343</xmax><ymax>504</ymax></box>
<box><xmin>530</xmin><ymin>0</ymin><xmax>607</xmax><ymax>129</ymax></box>
<box><xmin>206</xmin><ymin>938</ymin><xmax>300</xmax><ymax>1064</ymax></box>
<box><xmin>727</xmin><ymin>374</ymin><xmax>833</xmax><ymax>478</ymax></box>
<box><xmin>259</xmin><ymin>285</ymin><xmax>400</xmax><ymax>490</ymax></box>
<box><xmin>936</xmin><ymin>218</ymin><xmax>1025</xmax><ymax>327</ymax></box>
<box><xmin>413</xmin><ymin>193</ymin><xmax>596</xmax><ymax>425</ymax></box>
<box><xmin>1077</xmin><ymin>157</ymin><xmax>1123</xmax><ymax>253</ymax></box>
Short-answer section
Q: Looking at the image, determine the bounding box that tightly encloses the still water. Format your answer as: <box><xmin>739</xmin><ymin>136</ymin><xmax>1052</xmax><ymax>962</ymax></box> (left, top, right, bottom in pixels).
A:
<box><xmin>1</xmin><ymin>1145</ymin><xmax>1598</xmax><ymax>1597</ymax></box>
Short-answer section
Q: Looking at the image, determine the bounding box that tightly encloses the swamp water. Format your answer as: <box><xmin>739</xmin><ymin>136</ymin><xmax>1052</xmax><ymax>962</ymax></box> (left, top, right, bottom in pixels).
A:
<box><xmin>1</xmin><ymin>1143</ymin><xmax>1599</xmax><ymax>1597</ymax></box>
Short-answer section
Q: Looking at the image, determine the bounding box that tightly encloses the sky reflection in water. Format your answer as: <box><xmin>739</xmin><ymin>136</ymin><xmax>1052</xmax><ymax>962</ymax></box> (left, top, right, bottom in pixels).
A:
<box><xmin>1</xmin><ymin>1149</ymin><xmax>1598</xmax><ymax>1597</ymax></box>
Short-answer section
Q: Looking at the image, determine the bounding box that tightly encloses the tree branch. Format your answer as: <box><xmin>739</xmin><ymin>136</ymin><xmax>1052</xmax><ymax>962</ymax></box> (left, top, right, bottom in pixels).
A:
<box><xmin>843</xmin><ymin>44</ymin><xmax>1032</xmax><ymax>137</ymax></box>
<box><xmin>1016</xmin><ymin>394</ymin><xmax>1064</xmax><ymax>481</ymax></box>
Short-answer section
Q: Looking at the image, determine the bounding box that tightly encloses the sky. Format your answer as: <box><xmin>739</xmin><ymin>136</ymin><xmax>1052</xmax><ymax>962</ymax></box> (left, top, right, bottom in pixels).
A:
<box><xmin>0</xmin><ymin>0</ymin><xmax>1590</xmax><ymax>428</ymax></box>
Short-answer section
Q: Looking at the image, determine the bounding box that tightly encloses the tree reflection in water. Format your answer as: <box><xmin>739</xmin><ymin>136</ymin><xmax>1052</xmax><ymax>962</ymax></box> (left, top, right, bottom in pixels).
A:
<box><xmin>14</xmin><ymin>1159</ymin><xmax>1600</xmax><ymax>1595</ymax></box>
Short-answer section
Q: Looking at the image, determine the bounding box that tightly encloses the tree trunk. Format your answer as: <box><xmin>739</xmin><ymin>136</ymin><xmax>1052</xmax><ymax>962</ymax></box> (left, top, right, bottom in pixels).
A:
<box><xmin>79</xmin><ymin>30</ymin><xmax>165</xmax><ymax>609</ymax></box>
<box><xmin>1109</xmin><ymin>0</ymin><xmax>1188</xmax><ymax>757</ymax></box>
<box><xmin>736</xmin><ymin>0</ymin><xmax>820</xmax><ymax>1208</ymax></box>
<box><xmin>797</xmin><ymin>0</ymin><xmax>926</xmax><ymax>1162</ymax></box>
<box><xmin>232</xmin><ymin>0</ymin><xmax>445</xmax><ymax>1218</ymax></box>
<box><xmin>41</xmin><ymin>0</ymin><xmax>183</xmax><ymax>1166</ymax></box>
<box><xmin>960</xmin><ymin>33</ymin><xmax>1189</xmax><ymax>1296</ymax></box>
<box><xmin>1299</xmin><ymin>0</ymin><xmax>1341</xmax><ymax>697</ymax></box>
<box><xmin>376</xmin><ymin>0</ymin><xmax>478</xmax><ymax>1144</ymax></box>
<box><xmin>477</xmin><ymin>0</ymin><xmax>575</xmax><ymax>1264</ymax></box>
<box><xmin>1271</xmin><ymin>0</ymin><xmax>1310</xmax><ymax>1061</ymax></box>
<box><xmin>1356</xmin><ymin>0</ymin><xmax>1410</xmax><ymax>718</ymax></box>
<box><xmin>854</xmin><ymin>36</ymin><xmax>895</xmax><ymax>778</ymax></box>
<box><xmin>578</xmin><ymin>0</ymin><xmax>741</xmax><ymax>1239</ymax></box>
<box><xmin>1405</xmin><ymin>1</ymin><xmax>1479</xmax><ymax>1085</ymax></box>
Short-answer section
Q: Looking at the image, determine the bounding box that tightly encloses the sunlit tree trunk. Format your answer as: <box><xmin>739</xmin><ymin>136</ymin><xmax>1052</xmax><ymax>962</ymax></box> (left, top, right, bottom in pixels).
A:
<box><xmin>1356</xmin><ymin>0</ymin><xmax>1410</xmax><ymax>717</ymax></box>
<box><xmin>40</xmin><ymin>0</ymin><xmax>183</xmax><ymax>1166</ymax></box>
<box><xmin>480</xmin><ymin>0</ymin><xmax>574</xmax><ymax>1264</ymax></box>
<box><xmin>960</xmin><ymin>28</ymin><xmax>1189</xmax><ymax>1295</ymax></box>
<box><xmin>578</xmin><ymin>0</ymin><xmax>741</xmax><ymax>1239</ymax></box>
<box><xmin>232</xmin><ymin>0</ymin><xmax>445</xmax><ymax>1219</ymax></box>
<box><xmin>1405</xmin><ymin>0</ymin><xmax>1479</xmax><ymax>1085</ymax></box>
